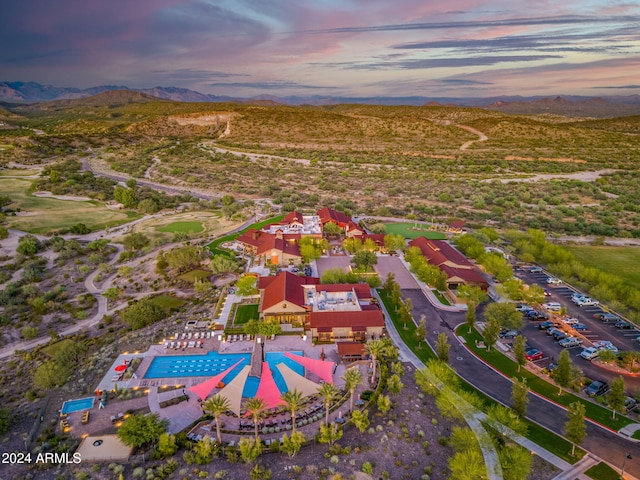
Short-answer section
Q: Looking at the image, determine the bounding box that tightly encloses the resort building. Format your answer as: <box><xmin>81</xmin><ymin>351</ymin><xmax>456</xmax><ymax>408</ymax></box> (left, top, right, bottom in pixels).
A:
<box><xmin>317</xmin><ymin>206</ymin><xmax>365</xmax><ymax>237</ymax></box>
<box><xmin>407</xmin><ymin>237</ymin><xmax>489</xmax><ymax>291</ymax></box>
<box><xmin>236</xmin><ymin>229</ymin><xmax>303</xmax><ymax>265</ymax></box>
<box><xmin>257</xmin><ymin>271</ymin><xmax>385</xmax><ymax>341</ymax></box>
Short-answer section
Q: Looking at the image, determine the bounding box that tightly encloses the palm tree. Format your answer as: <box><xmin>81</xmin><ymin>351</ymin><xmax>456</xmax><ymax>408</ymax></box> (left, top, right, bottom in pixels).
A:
<box><xmin>317</xmin><ymin>382</ymin><xmax>339</xmax><ymax>426</ymax></box>
<box><xmin>365</xmin><ymin>339</ymin><xmax>387</xmax><ymax>385</ymax></box>
<box><xmin>245</xmin><ymin>397</ymin><xmax>268</xmax><ymax>442</ymax></box>
<box><xmin>202</xmin><ymin>394</ymin><xmax>230</xmax><ymax>444</ymax></box>
<box><xmin>342</xmin><ymin>367</ymin><xmax>362</xmax><ymax>412</ymax></box>
<box><xmin>281</xmin><ymin>389</ymin><xmax>304</xmax><ymax>433</ymax></box>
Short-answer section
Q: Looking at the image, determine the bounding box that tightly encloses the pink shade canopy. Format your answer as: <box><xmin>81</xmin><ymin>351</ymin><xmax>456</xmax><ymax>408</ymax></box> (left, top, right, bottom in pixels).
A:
<box><xmin>252</xmin><ymin>362</ymin><xmax>285</xmax><ymax>411</ymax></box>
<box><xmin>187</xmin><ymin>359</ymin><xmax>244</xmax><ymax>401</ymax></box>
<box><xmin>284</xmin><ymin>352</ymin><xmax>335</xmax><ymax>384</ymax></box>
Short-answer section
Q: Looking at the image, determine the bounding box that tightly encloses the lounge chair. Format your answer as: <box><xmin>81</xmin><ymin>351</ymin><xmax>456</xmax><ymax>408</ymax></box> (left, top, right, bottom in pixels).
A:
<box><xmin>82</xmin><ymin>411</ymin><xmax>90</xmax><ymax>424</ymax></box>
<box><xmin>227</xmin><ymin>440</ymin><xmax>235</xmax><ymax>447</ymax></box>
<box><xmin>110</xmin><ymin>415</ymin><xmax>117</xmax><ymax>424</ymax></box>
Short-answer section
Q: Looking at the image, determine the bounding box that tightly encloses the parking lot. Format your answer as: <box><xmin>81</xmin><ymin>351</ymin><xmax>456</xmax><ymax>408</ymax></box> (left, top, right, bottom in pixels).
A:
<box><xmin>510</xmin><ymin>268</ymin><xmax>640</xmax><ymax>390</ymax></box>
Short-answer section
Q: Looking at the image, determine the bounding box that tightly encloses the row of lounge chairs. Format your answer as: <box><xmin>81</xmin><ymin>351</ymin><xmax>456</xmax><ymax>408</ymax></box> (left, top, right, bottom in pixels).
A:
<box><xmin>177</xmin><ymin>331</ymin><xmax>212</xmax><ymax>340</ymax></box>
<box><xmin>227</xmin><ymin>334</ymin><xmax>251</xmax><ymax>342</ymax></box>
<box><xmin>110</xmin><ymin>412</ymin><xmax>125</xmax><ymax>424</ymax></box>
<box><xmin>81</xmin><ymin>411</ymin><xmax>90</xmax><ymax>424</ymax></box>
<box><xmin>165</xmin><ymin>340</ymin><xmax>204</xmax><ymax>350</ymax></box>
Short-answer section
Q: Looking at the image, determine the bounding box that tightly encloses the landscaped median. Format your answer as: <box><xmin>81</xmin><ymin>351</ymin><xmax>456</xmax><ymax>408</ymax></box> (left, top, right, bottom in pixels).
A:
<box><xmin>378</xmin><ymin>288</ymin><xmax>587</xmax><ymax>464</ymax></box>
<box><xmin>456</xmin><ymin>325</ymin><xmax>634</xmax><ymax>431</ymax></box>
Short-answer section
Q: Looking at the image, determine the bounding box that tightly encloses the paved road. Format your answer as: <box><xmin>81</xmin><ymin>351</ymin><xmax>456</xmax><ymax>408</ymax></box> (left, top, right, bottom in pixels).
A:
<box><xmin>401</xmin><ymin>288</ymin><xmax>640</xmax><ymax>478</ymax></box>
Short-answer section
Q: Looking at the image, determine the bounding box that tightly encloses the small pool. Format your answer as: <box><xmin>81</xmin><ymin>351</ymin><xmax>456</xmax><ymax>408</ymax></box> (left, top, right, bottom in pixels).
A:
<box><xmin>61</xmin><ymin>397</ymin><xmax>94</xmax><ymax>414</ymax></box>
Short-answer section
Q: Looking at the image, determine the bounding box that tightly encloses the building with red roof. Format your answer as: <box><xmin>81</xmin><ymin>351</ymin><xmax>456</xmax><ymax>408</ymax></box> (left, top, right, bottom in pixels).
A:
<box><xmin>257</xmin><ymin>271</ymin><xmax>384</xmax><ymax>340</ymax></box>
<box><xmin>236</xmin><ymin>229</ymin><xmax>302</xmax><ymax>265</ymax></box>
<box><xmin>317</xmin><ymin>207</ymin><xmax>365</xmax><ymax>237</ymax></box>
<box><xmin>408</xmin><ymin>237</ymin><xmax>489</xmax><ymax>290</ymax></box>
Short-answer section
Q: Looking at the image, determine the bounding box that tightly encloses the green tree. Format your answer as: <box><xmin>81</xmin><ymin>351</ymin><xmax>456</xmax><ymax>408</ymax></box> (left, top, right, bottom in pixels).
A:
<box><xmin>479</xmin><ymin>252</ymin><xmax>514</xmax><ymax>283</ymax></box>
<box><xmin>513</xmin><ymin>335</ymin><xmax>526</xmax><ymax>372</ymax></box>
<box><xmin>350</xmin><ymin>409</ymin><xmax>370</xmax><ymax>434</ymax></box>
<box><xmin>453</xmin><ymin>234</ymin><xmax>486</xmax><ymax>259</ymax></box>
<box><xmin>342</xmin><ymin>367</ymin><xmax>362</xmax><ymax>412</ymax></box>
<box><xmin>564</xmin><ymin>402</ymin><xmax>586</xmax><ymax>456</ymax></box>
<box><xmin>483</xmin><ymin>301</ymin><xmax>522</xmax><ymax>331</ymax></box>
<box><xmin>123</xmin><ymin>232</ymin><xmax>149</xmax><ymax>251</ymax></box>
<box><xmin>114</xmin><ymin>186</ymin><xmax>137</xmax><ymax>208</ymax></box>
<box><xmin>238</xmin><ymin>436</ymin><xmax>263</xmax><ymax>464</ymax></box>
<box><xmin>608</xmin><ymin>376</ymin><xmax>626</xmax><ymax>419</ymax></box>
<box><xmin>245</xmin><ymin>397</ymin><xmax>268</xmax><ymax>442</ymax></box>
<box><xmin>365</xmin><ymin>339</ymin><xmax>388</xmax><ymax>385</ymax></box>
<box><xmin>377</xmin><ymin>394</ymin><xmax>392</xmax><ymax>414</ymax></box>
<box><xmin>383</xmin><ymin>233</ymin><xmax>405</xmax><ymax>253</ymax></box>
<box><xmin>414</xmin><ymin>314</ymin><xmax>427</xmax><ymax>348</ymax></box>
<box><xmin>209</xmin><ymin>254</ymin><xmax>239</xmax><ymax>274</ymax></box>
<box><xmin>235</xmin><ymin>275</ymin><xmax>258</xmax><ymax>296</ymax></box>
<box><xmin>155</xmin><ymin>433</ymin><xmax>178</xmax><ymax>458</ymax></box>
<box><xmin>317</xmin><ymin>382</ymin><xmax>339</xmax><ymax>426</ymax></box>
<box><xmin>117</xmin><ymin>413</ymin><xmax>168</xmax><ymax>448</ymax></box>
<box><xmin>387</xmin><ymin>374</ymin><xmax>403</xmax><ymax>395</ymax></box>
<box><xmin>203</xmin><ymin>394</ymin><xmax>230</xmax><ymax>444</ymax></box>
<box><xmin>137</xmin><ymin>198</ymin><xmax>159</xmax><ymax>214</ymax></box>
<box><xmin>500</xmin><ymin>444</ymin><xmax>533</xmax><ymax>480</ymax></box>
<box><xmin>193</xmin><ymin>435</ymin><xmax>215</xmax><ymax>464</ymax></box>
<box><xmin>399</xmin><ymin>297</ymin><xmax>413</xmax><ymax>330</ymax></box>
<box><xmin>280</xmin><ymin>431</ymin><xmax>305</xmax><ymax>458</ymax></box>
<box><xmin>456</xmin><ymin>285</ymin><xmax>487</xmax><ymax>333</ymax></box>
<box><xmin>323</xmin><ymin>222</ymin><xmax>342</xmax><ymax>236</ymax></box>
<box><xmin>33</xmin><ymin>360</ymin><xmax>70</xmax><ymax>389</ymax></box>
<box><xmin>164</xmin><ymin>246</ymin><xmax>202</xmax><ymax>272</ymax></box>
<box><xmin>0</xmin><ymin>407</ymin><xmax>10</xmax><ymax>435</ymax></box>
<box><xmin>435</xmin><ymin>332</ymin><xmax>451</xmax><ymax>362</ymax></box>
<box><xmin>551</xmin><ymin>350</ymin><xmax>573</xmax><ymax>395</ymax></box>
<box><xmin>221</xmin><ymin>194</ymin><xmax>235</xmax><ymax>206</ymax></box>
<box><xmin>102</xmin><ymin>287</ymin><xmax>123</xmax><ymax>307</ymax></box>
<box><xmin>317</xmin><ymin>423</ymin><xmax>343</xmax><ymax>445</ymax></box>
<box><xmin>281</xmin><ymin>389</ymin><xmax>304</xmax><ymax>433</ymax></box>
<box><xmin>448</xmin><ymin>449</ymin><xmax>487</xmax><ymax>480</ymax></box>
<box><xmin>511</xmin><ymin>378</ymin><xmax>529</xmax><ymax>417</ymax></box>
<box><xmin>483</xmin><ymin>317</ymin><xmax>501</xmax><ymax>352</ymax></box>
<box><xmin>0</xmin><ymin>226</ymin><xmax>8</xmax><ymax>240</ymax></box>
<box><xmin>351</xmin><ymin>249</ymin><xmax>377</xmax><ymax>271</ymax></box>
<box><xmin>121</xmin><ymin>299</ymin><xmax>166</xmax><ymax>329</ymax></box>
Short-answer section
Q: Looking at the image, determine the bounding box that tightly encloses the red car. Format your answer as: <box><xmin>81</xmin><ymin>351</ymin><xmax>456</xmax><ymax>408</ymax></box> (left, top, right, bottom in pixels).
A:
<box><xmin>525</xmin><ymin>349</ymin><xmax>543</xmax><ymax>361</ymax></box>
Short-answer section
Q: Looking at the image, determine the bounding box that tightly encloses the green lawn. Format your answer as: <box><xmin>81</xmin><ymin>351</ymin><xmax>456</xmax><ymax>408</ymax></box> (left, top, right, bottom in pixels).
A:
<box><xmin>585</xmin><ymin>462</ymin><xmax>620</xmax><ymax>480</ymax></box>
<box><xmin>207</xmin><ymin>214</ymin><xmax>285</xmax><ymax>256</ymax></box>
<box><xmin>0</xmin><ymin>168</ymin><xmax>38</xmax><ymax>176</ymax></box>
<box><xmin>383</xmin><ymin>222</ymin><xmax>446</xmax><ymax>240</ymax></box>
<box><xmin>457</xmin><ymin>326</ymin><xmax>633</xmax><ymax>431</ymax></box>
<box><xmin>235</xmin><ymin>304</ymin><xmax>259</xmax><ymax>325</ymax></box>
<box><xmin>40</xmin><ymin>339</ymin><xmax>74</xmax><ymax>358</ymax></box>
<box><xmin>566</xmin><ymin>245</ymin><xmax>640</xmax><ymax>288</ymax></box>
<box><xmin>156</xmin><ymin>221</ymin><xmax>204</xmax><ymax>234</ymax></box>
<box><xmin>177</xmin><ymin>269</ymin><xmax>211</xmax><ymax>283</ymax></box>
<box><xmin>149</xmin><ymin>294</ymin><xmax>186</xmax><ymax>312</ymax></box>
<box><xmin>1</xmin><ymin>178</ymin><xmax>139</xmax><ymax>234</ymax></box>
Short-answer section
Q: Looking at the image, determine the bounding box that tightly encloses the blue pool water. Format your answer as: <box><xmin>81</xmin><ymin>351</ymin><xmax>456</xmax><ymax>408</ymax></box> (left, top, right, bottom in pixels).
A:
<box><xmin>61</xmin><ymin>397</ymin><xmax>94</xmax><ymax>414</ymax></box>
<box><xmin>144</xmin><ymin>351</ymin><xmax>305</xmax><ymax>397</ymax></box>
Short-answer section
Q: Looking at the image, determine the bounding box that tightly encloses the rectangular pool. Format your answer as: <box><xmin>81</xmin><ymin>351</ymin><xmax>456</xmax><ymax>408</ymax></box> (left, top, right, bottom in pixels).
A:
<box><xmin>61</xmin><ymin>397</ymin><xmax>94</xmax><ymax>414</ymax></box>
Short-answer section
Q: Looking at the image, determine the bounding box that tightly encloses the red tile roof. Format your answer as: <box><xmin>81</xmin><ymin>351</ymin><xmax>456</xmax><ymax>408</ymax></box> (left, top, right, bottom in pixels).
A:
<box><xmin>259</xmin><ymin>271</ymin><xmax>316</xmax><ymax>311</ymax></box>
<box><xmin>236</xmin><ymin>229</ymin><xmax>301</xmax><ymax>258</ymax></box>
<box><xmin>317</xmin><ymin>207</ymin><xmax>352</xmax><ymax>227</ymax></box>
<box><xmin>308</xmin><ymin>310</ymin><xmax>384</xmax><ymax>329</ymax></box>
<box><xmin>336</xmin><ymin>342</ymin><xmax>365</xmax><ymax>357</ymax></box>
<box><xmin>282</xmin><ymin>211</ymin><xmax>305</xmax><ymax>225</ymax></box>
<box><xmin>408</xmin><ymin>237</ymin><xmax>472</xmax><ymax>268</ymax></box>
<box><xmin>361</xmin><ymin>234</ymin><xmax>386</xmax><ymax>247</ymax></box>
<box><xmin>440</xmin><ymin>264</ymin><xmax>488</xmax><ymax>286</ymax></box>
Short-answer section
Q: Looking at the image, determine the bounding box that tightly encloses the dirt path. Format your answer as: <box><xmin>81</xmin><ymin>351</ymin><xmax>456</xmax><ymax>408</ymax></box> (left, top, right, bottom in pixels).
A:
<box><xmin>457</xmin><ymin>124</ymin><xmax>488</xmax><ymax>150</ymax></box>
<box><xmin>483</xmin><ymin>168</ymin><xmax>618</xmax><ymax>184</ymax></box>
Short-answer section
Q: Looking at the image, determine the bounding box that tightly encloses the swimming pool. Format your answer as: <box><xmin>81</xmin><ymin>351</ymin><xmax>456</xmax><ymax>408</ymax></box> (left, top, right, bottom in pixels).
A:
<box><xmin>144</xmin><ymin>351</ymin><xmax>305</xmax><ymax>397</ymax></box>
<box><xmin>61</xmin><ymin>397</ymin><xmax>94</xmax><ymax>414</ymax></box>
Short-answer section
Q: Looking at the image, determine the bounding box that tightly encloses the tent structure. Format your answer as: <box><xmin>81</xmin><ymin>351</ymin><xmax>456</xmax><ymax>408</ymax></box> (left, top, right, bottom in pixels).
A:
<box><xmin>284</xmin><ymin>352</ymin><xmax>335</xmax><ymax>384</ymax></box>
<box><xmin>276</xmin><ymin>363</ymin><xmax>320</xmax><ymax>398</ymax></box>
<box><xmin>254</xmin><ymin>362</ymin><xmax>286</xmax><ymax>410</ymax></box>
<box><xmin>187</xmin><ymin>359</ymin><xmax>244</xmax><ymax>401</ymax></box>
<box><xmin>217</xmin><ymin>365</ymin><xmax>251</xmax><ymax>416</ymax></box>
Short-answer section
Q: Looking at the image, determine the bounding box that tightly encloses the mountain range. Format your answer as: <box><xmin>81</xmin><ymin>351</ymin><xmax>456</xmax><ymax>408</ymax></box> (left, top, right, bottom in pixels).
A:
<box><xmin>2</xmin><ymin>81</ymin><xmax>640</xmax><ymax>117</ymax></box>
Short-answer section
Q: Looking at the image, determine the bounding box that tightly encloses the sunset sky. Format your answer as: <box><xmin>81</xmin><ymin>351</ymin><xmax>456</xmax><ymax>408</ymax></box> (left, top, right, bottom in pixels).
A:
<box><xmin>2</xmin><ymin>0</ymin><xmax>639</xmax><ymax>98</ymax></box>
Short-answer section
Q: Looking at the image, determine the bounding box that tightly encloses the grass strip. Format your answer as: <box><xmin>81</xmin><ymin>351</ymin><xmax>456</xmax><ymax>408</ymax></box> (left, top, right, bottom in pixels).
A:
<box><xmin>235</xmin><ymin>304</ymin><xmax>259</xmax><ymax>325</ymax></box>
<box><xmin>457</xmin><ymin>326</ymin><xmax>633</xmax><ymax>431</ymax></box>
<box><xmin>584</xmin><ymin>461</ymin><xmax>620</xmax><ymax>480</ymax></box>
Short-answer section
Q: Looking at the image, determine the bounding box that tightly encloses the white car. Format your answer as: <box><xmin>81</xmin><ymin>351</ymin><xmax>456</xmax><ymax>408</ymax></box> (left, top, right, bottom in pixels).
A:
<box><xmin>580</xmin><ymin>347</ymin><xmax>599</xmax><ymax>360</ymax></box>
<box><xmin>593</xmin><ymin>340</ymin><xmax>619</xmax><ymax>354</ymax></box>
<box><xmin>559</xmin><ymin>337</ymin><xmax>583</xmax><ymax>348</ymax></box>
<box><xmin>546</xmin><ymin>277</ymin><xmax>563</xmax><ymax>285</ymax></box>
<box><xmin>577</xmin><ymin>297</ymin><xmax>599</xmax><ymax>307</ymax></box>
<box><xmin>571</xmin><ymin>294</ymin><xmax>587</xmax><ymax>304</ymax></box>
<box><xmin>562</xmin><ymin>317</ymin><xmax>580</xmax><ymax>325</ymax></box>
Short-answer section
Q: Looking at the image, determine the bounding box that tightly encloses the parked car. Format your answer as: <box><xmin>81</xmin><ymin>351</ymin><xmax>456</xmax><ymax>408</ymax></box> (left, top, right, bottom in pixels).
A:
<box><xmin>577</xmin><ymin>297</ymin><xmax>599</xmax><ymax>307</ymax></box>
<box><xmin>615</xmin><ymin>321</ymin><xmax>634</xmax><ymax>329</ymax></box>
<box><xmin>552</xmin><ymin>330</ymin><xmax>567</xmax><ymax>341</ymax></box>
<box><xmin>525</xmin><ymin>310</ymin><xmax>549</xmax><ymax>321</ymax></box>
<box><xmin>529</xmin><ymin>266</ymin><xmax>543</xmax><ymax>273</ymax></box>
<box><xmin>539</xmin><ymin>320</ymin><xmax>558</xmax><ymax>330</ymax></box>
<box><xmin>580</xmin><ymin>347</ymin><xmax>599</xmax><ymax>360</ymax></box>
<box><xmin>543</xmin><ymin>302</ymin><xmax>562</xmax><ymax>313</ymax></box>
<box><xmin>546</xmin><ymin>327</ymin><xmax>561</xmax><ymax>336</ymax></box>
<box><xmin>562</xmin><ymin>317</ymin><xmax>580</xmax><ymax>325</ymax></box>
<box><xmin>571</xmin><ymin>294</ymin><xmax>587</xmax><ymax>304</ymax></box>
<box><xmin>544</xmin><ymin>290</ymin><xmax>551</xmax><ymax>297</ymax></box>
<box><xmin>625</xmin><ymin>397</ymin><xmax>639</xmax><ymax>413</ymax></box>
<box><xmin>598</xmin><ymin>313</ymin><xmax>620</xmax><ymax>323</ymax></box>
<box><xmin>559</xmin><ymin>337</ymin><xmax>583</xmax><ymax>348</ymax></box>
<box><xmin>593</xmin><ymin>340</ymin><xmax>619</xmax><ymax>354</ymax></box>
<box><xmin>545</xmin><ymin>361</ymin><xmax>558</xmax><ymax>373</ymax></box>
<box><xmin>525</xmin><ymin>349</ymin><xmax>544</xmax><ymax>361</ymax></box>
<box><xmin>499</xmin><ymin>329</ymin><xmax>520</xmax><ymax>339</ymax></box>
<box><xmin>585</xmin><ymin>380</ymin><xmax>610</xmax><ymax>397</ymax></box>
<box><xmin>515</xmin><ymin>304</ymin><xmax>534</xmax><ymax>313</ymax></box>
<box><xmin>572</xmin><ymin>323</ymin><xmax>588</xmax><ymax>332</ymax></box>
<box><xmin>546</xmin><ymin>277</ymin><xmax>563</xmax><ymax>285</ymax></box>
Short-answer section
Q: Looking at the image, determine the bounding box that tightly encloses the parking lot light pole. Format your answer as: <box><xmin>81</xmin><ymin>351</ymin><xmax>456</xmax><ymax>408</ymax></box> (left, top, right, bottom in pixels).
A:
<box><xmin>621</xmin><ymin>452</ymin><xmax>632</xmax><ymax>479</ymax></box>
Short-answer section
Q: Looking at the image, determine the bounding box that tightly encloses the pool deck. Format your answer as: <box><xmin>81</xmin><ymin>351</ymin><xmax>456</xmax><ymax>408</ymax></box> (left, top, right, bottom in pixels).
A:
<box><xmin>75</xmin><ymin>334</ymin><xmax>359</xmax><ymax>440</ymax></box>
